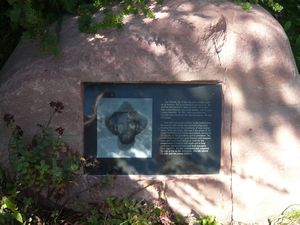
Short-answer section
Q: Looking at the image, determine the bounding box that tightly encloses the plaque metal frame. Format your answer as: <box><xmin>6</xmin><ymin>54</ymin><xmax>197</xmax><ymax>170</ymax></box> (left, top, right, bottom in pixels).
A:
<box><xmin>82</xmin><ymin>82</ymin><xmax>222</xmax><ymax>175</ymax></box>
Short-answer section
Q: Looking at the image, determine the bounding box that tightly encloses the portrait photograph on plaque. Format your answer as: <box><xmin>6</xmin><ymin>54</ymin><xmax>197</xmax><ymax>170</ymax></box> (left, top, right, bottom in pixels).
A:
<box><xmin>83</xmin><ymin>82</ymin><xmax>222</xmax><ymax>175</ymax></box>
<box><xmin>97</xmin><ymin>98</ymin><xmax>152</xmax><ymax>158</ymax></box>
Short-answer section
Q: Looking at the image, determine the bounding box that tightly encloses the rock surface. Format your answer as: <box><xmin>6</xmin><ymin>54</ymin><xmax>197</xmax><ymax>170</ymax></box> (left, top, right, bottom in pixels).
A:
<box><xmin>1</xmin><ymin>0</ymin><xmax>300</xmax><ymax>224</ymax></box>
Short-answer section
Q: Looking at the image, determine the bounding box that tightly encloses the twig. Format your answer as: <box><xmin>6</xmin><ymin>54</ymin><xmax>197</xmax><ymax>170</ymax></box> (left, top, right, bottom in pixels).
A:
<box><xmin>127</xmin><ymin>181</ymin><xmax>162</xmax><ymax>198</ymax></box>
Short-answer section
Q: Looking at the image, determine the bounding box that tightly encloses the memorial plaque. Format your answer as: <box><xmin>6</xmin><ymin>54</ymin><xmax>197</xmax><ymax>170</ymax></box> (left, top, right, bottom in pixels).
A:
<box><xmin>83</xmin><ymin>83</ymin><xmax>222</xmax><ymax>175</ymax></box>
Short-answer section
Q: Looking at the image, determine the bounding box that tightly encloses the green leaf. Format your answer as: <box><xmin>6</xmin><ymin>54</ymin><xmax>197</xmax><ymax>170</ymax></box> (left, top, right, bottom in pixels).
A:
<box><xmin>40</xmin><ymin>30</ymin><xmax>59</xmax><ymax>55</ymax></box>
<box><xmin>284</xmin><ymin>21</ymin><xmax>292</xmax><ymax>31</ymax></box>
<box><xmin>153</xmin><ymin>207</ymin><xmax>161</xmax><ymax>215</ymax></box>
<box><xmin>146</xmin><ymin>9</ymin><xmax>155</xmax><ymax>19</ymax></box>
<box><xmin>196</xmin><ymin>215</ymin><xmax>220</xmax><ymax>225</ymax></box>
<box><xmin>21</xmin><ymin>31</ymin><xmax>31</xmax><ymax>40</ymax></box>
<box><xmin>241</xmin><ymin>2</ymin><xmax>252</xmax><ymax>11</ymax></box>
<box><xmin>1</xmin><ymin>196</ymin><xmax>23</xmax><ymax>223</ymax></box>
<box><xmin>13</xmin><ymin>211</ymin><xmax>23</xmax><ymax>223</ymax></box>
<box><xmin>78</xmin><ymin>14</ymin><xmax>93</xmax><ymax>33</ymax></box>
<box><xmin>0</xmin><ymin>168</ymin><xmax>5</xmax><ymax>184</ymax></box>
<box><xmin>118</xmin><ymin>219</ymin><xmax>129</xmax><ymax>225</ymax></box>
<box><xmin>8</xmin><ymin>6</ymin><xmax>21</xmax><ymax>26</ymax></box>
<box><xmin>272</xmin><ymin>2</ymin><xmax>283</xmax><ymax>12</ymax></box>
<box><xmin>61</xmin><ymin>0</ymin><xmax>78</xmax><ymax>13</ymax></box>
<box><xmin>3</xmin><ymin>197</ymin><xmax>17</xmax><ymax>211</ymax></box>
<box><xmin>296</xmin><ymin>35</ymin><xmax>300</xmax><ymax>47</ymax></box>
<box><xmin>6</xmin><ymin>0</ymin><xmax>17</xmax><ymax>5</ymax></box>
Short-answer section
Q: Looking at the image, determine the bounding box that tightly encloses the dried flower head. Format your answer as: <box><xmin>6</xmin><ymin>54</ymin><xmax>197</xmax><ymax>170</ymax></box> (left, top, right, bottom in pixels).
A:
<box><xmin>15</xmin><ymin>125</ymin><xmax>23</xmax><ymax>137</ymax></box>
<box><xmin>55</xmin><ymin>127</ymin><xmax>64</xmax><ymax>136</ymax></box>
<box><xmin>49</xmin><ymin>101</ymin><xmax>64</xmax><ymax>113</ymax></box>
<box><xmin>37</xmin><ymin>123</ymin><xmax>43</xmax><ymax>128</ymax></box>
<box><xmin>3</xmin><ymin>113</ymin><xmax>15</xmax><ymax>126</ymax></box>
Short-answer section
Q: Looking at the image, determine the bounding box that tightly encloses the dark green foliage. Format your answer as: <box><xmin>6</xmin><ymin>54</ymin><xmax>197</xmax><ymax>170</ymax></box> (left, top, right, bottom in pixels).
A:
<box><xmin>1</xmin><ymin>0</ymin><xmax>299</xmax><ymax>72</ymax></box>
<box><xmin>1</xmin><ymin>102</ymin><xmax>85</xmax><ymax>224</ymax></box>
<box><xmin>0</xmin><ymin>1</ymin><xmax>21</xmax><ymax>69</ymax></box>
<box><xmin>0</xmin><ymin>0</ymin><xmax>159</xmax><ymax>64</ymax></box>
<box><xmin>234</xmin><ymin>0</ymin><xmax>283</xmax><ymax>12</ymax></box>
<box><xmin>6</xmin><ymin>102</ymin><xmax>84</xmax><ymax>193</ymax></box>
<box><xmin>276</xmin><ymin>1</ymin><xmax>300</xmax><ymax>70</ymax></box>
<box><xmin>2</xmin><ymin>102</ymin><xmax>168</xmax><ymax>224</ymax></box>
<box><xmin>77</xmin><ymin>0</ymin><xmax>156</xmax><ymax>32</ymax></box>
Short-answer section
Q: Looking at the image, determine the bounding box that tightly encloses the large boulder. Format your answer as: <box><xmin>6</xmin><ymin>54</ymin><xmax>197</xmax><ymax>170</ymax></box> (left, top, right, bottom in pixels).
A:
<box><xmin>1</xmin><ymin>0</ymin><xmax>299</xmax><ymax>223</ymax></box>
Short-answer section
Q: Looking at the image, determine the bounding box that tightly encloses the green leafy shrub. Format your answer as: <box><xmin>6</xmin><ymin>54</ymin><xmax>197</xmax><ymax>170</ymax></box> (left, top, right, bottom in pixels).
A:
<box><xmin>233</xmin><ymin>0</ymin><xmax>283</xmax><ymax>12</ymax></box>
<box><xmin>284</xmin><ymin>209</ymin><xmax>300</xmax><ymax>223</ymax></box>
<box><xmin>195</xmin><ymin>215</ymin><xmax>220</xmax><ymax>225</ymax></box>
<box><xmin>2</xmin><ymin>0</ymin><xmax>160</xmax><ymax>58</ymax></box>
<box><xmin>85</xmin><ymin>197</ymin><xmax>161</xmax><ymax>225</ymax></box>
<box><xmin>5</xmin><ymin>101</ymin><xmax>84</xmax><ymax>196</ymax></box>
<box><xmin>1</xmin><ymin>101</ymin><xmax>169</xmax><ymax>224</ymax></box>
<box><xmin>1</xmin><ymin>101</ymin><xmax>94</xmax><ymax>224</ymax></box>
<box><xmin>269</xmin><ymin>206</ymin><xmax>300</xmax><ymax>225</ymax></box>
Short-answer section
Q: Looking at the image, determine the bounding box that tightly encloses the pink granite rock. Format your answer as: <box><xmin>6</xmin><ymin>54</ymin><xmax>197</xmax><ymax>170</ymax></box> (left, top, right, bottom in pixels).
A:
<box><xmin>0</xmin><ymin>0</ymin><xmax>299</xmax><ymax>224</ymax></box>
